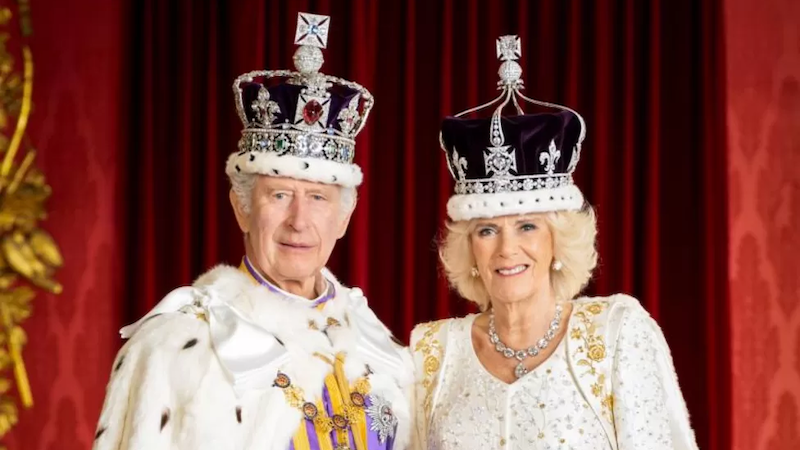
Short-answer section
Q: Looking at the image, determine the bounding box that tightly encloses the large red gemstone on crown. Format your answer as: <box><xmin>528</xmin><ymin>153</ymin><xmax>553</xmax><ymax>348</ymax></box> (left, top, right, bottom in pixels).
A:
<box><xmin>302</xmin><ymin>100</ymin><xmax>323</xmax><ymax>125</ymax></box>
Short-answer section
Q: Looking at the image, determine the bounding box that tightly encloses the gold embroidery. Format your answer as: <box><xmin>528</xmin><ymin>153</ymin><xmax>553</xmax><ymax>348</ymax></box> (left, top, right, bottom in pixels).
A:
<box><xmin>586</xmin><ymin>303</ymin><xmax>604</xmax><ymax>315</ymax></box>
<box><xmin>343</xmin><ymin>404</ymin><xmax>363</xmax><ymax>425</ymax></box>
<box><xmin>312</xmin><ymin>409</ymin><xmax>334</xmax><ymax>434</ymax></box>
<box><xmin>571</xmin><ymin>301</ymin><xmax>615</xmax><ymax>422</ymax></box>
<box><xmin>423</xmin><ymin>355</ymin><xmax>440</xmax><ymax>374</ymax></box>
<box><xmin>413</xmin><ymin>320</ymin><xmax>446</xmax><ymax>424</ymax></box>
<box><xmin>588</xmin><ymin>343</ymin><xmax>606</xmax><ymax>362</ymax></box>
<box><xmin>352</xmin><ymin>377</ymin><xmax>371</xmax><ymax>395</ymax></box>
<box><xmin>283</xmin><ymin>385</ymin><xmax>305</xmax><ymax>408</ymax></box>
<box><xmin>602</xmin><ymin>394</ymin><xmax>614</xmax><ymax>412</ymax></box>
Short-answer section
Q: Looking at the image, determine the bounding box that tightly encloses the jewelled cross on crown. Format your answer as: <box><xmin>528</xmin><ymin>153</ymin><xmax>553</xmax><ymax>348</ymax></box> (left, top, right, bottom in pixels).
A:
<box><xmin>496</xmin><ymin>35</ymin><xmax>521</xmax><ymax>61</ymax></box>
<box><xmin>483</xmin><ymin>115</ymin><xmax>517</xmax><ymax>178</ymax></box>
<box><xmin>294</xmin><ymin>12</ymin><xmax>330</xmax><ymax>49</ymax></box>
<box><xmin>292</xmin><ymin>13</ymin><xmax>333</xmax><ymax>130</ymax></box>
<box><xmin>481</xmin><ymin>35</ymin><xmax>523</xmax><ymax>180</ymax></box>
<box><xmin>496</xmin><ymin>35</ymin><xmax>523</xmax><ymax>87</ymax></box>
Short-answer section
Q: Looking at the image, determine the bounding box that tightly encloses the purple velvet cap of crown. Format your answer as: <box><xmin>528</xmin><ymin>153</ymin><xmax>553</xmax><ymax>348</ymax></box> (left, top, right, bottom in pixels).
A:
<box><xmin>240</xmin><ymin>82</ymin><xmax>361</xmax><ymax>132</ymax></box>
<box><xmin>440</xmin><ymin>110</ymin><xmax>582</xmax><ymax>182</ymax></box>
<box><xmin>440</xmin><ymin>109</ymin><xmax>586</xmax><ymax>221</ymax></box>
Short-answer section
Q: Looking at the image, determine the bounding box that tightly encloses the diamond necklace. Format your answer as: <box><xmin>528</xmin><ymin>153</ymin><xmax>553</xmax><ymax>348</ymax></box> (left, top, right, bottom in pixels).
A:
<box><xmin>488</xmin><ymin>303</ymin><xmax>564</xmax><ymax>379</ymax></box>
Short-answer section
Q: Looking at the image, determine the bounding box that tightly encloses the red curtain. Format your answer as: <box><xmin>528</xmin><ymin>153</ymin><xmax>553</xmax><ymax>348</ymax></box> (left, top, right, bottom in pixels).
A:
<box><xmin>124</xmin><ymin>0</ymin><xmax>728</xmax><ymax>449</ymax></box>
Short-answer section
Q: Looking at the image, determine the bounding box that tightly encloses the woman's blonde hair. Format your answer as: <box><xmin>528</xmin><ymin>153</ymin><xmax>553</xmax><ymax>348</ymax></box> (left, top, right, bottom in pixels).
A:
<box><xmin>439</xmin><ymin>206</ymin><xmax>598</xmax><ymax>310</ymax></box>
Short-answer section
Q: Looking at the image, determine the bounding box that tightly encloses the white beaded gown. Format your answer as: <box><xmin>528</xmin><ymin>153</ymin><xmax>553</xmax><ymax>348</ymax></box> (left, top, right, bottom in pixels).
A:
<box><xmin>410</xmin><ymin>295</ymin><xmax>699</xmax><ymax>450</ymax></box>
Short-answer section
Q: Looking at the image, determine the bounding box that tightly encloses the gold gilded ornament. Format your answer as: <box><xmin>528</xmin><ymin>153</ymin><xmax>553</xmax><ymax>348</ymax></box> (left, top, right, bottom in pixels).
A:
<box><xmin>0</xmin><ymin>1</ymin><xmax>62</xmax><ymax>446</ymax></box>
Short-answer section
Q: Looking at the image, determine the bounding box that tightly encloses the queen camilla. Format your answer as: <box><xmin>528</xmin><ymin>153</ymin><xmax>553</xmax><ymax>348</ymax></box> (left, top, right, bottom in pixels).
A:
<box><xmin>410</xmin><ymin>36</ymin><xmax>699</xmax><ymax>450</ymax></box>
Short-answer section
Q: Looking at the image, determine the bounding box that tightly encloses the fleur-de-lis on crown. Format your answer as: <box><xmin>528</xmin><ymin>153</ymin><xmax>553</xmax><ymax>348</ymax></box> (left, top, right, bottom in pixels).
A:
<box><xmin>251</xmin><ymin>85</ymin><xmax>281</xmax><ymax>126</ymax></box>
<box><xmin>338</xmin><ymin>94</ymin><xmax>361</xmax><ymax>135</ymax></box>
<box><xmin>539</xmin><ymin>139</ymin><xmax>561</xmax><ymax>175</ymax></box>
<box><xmin>452</xmin><ymin>148</ymin><xmax>468</xmax><ymax>180</ymax></box>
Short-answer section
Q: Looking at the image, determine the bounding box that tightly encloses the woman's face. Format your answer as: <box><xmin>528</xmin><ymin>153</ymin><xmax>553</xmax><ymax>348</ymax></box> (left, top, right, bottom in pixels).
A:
<box><xmin>470</xmin><ymin>213</ymin><xmax>554</xmax><ymax>305</ymax></box>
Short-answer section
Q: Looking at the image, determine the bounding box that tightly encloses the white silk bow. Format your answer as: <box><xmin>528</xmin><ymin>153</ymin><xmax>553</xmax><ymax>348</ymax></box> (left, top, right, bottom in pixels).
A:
<box><xmin>120</xmin><ymin>286</ymin><xmax>289</xmax><ymax>392</ymax></box>
<box><xmin>119</xmin><ymin>284</ymin><xmax>410</xmax><ymax>392</ymax></box>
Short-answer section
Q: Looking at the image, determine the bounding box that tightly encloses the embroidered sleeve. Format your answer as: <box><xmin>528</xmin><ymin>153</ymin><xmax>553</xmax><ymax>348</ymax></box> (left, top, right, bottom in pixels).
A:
<box><xmin>408</xmin><ymin>320</ymin><xmax>448</xmax><ymax>450</ymax></box>
<box><xmin>612</xmin><ymin>304</ymin><xmax>698</xmax><ymax>450</ymax></box>
<box><xmin>570</xmin><ymin>301</ymin><xmax>615</xmax><ymax>424</ymax></box>
<box><xmin>92</xmin><ymin>313</ymin><xmax>212</xmax><ymax>450</ymax></box>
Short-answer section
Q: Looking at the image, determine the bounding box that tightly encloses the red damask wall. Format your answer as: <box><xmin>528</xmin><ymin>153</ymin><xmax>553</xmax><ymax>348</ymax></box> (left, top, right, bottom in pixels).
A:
<box><xmin>726</xmin><ymin>0</ymin><xmax>800</xmax><ymax>448</ymax></box>
<box><xmin>2</xmin><ymin>1</ymin><xmax>129</xmax><ymax>448</ymax></box>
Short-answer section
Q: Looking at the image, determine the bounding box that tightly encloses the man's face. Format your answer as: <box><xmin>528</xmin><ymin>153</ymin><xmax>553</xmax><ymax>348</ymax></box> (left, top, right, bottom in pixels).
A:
<box><xmin>231</xmin><ymin>176</ymin><xmax>353</xmax><ymax>287</ymax></box>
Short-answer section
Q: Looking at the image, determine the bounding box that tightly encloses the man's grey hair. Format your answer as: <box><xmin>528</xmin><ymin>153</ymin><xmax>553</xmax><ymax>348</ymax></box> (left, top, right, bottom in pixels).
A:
<box><xmin>229</xmin><ymin>172</ymin><xmax>357</xmax><ymax>217</ymax></box>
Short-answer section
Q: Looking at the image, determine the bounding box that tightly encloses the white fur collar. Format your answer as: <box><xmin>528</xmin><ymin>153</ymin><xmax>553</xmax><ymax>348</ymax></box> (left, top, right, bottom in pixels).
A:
<box><xmin>123</xmin><ymin>264</ymin><xmax>410</xmax><ymax>393</ymax></box>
